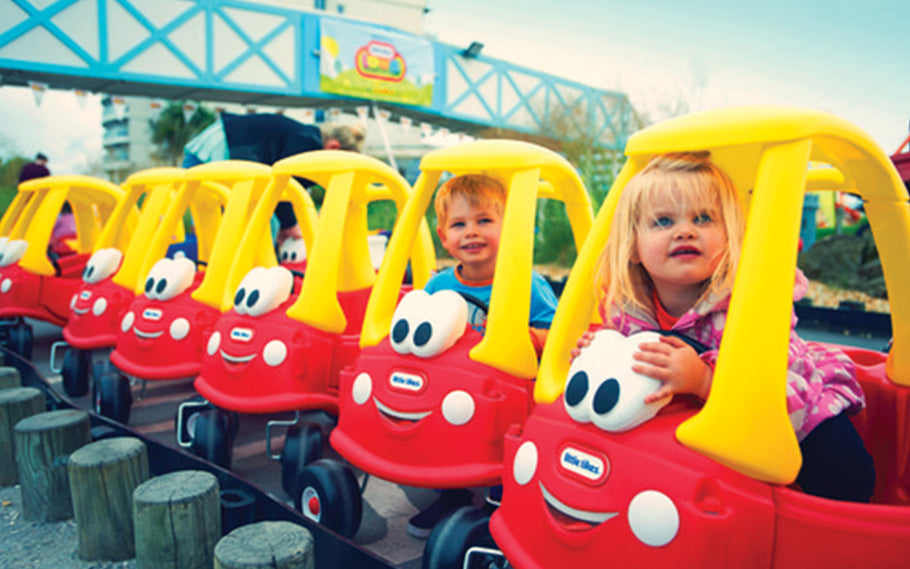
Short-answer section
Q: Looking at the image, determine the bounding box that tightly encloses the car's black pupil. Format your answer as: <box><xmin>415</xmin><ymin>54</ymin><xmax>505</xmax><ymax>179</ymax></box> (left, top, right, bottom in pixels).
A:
<box><xmin>156</xmin><ymin>279</ymin><xmax>167</xmax><ymax>294</ymax></box>
<box><xmin>593</xmin><ymin>378</ymin><xmax>620</xmax><ymax>415</ymax></box>
<box><xmin>392</xmin><ymin>319</ymin><xmax>409</xmax><ymax>344</ymax></box>
<box><xmin>246</xmin><ymin>289</ymin><xmax>259</xmax><ymax>308</ymax></box>
<box><xmin>565</xmin><ymin>371</ymin><xmax>588</xmax><ymax>407</ymax></box>
<box><xmin>414</xmin><ymin>322</ymin><xmax>432</xmax><ymax>347</ymax></box>
<box><xmin>145</xmin><ymin>277</ymin><xmax>154</xmax><ymax>293</ymax></box>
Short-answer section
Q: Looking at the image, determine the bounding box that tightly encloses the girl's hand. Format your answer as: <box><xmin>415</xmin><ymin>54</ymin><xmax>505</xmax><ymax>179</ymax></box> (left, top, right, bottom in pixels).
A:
<box><xmin>570</xmin><ymin>330</ymin><xmax>596</xmax><ymax>361</ymax></box>
<box><xmin>632</xmin><ymin>335</ymin><xmax>712</xmax><ymax>403</ymax></box>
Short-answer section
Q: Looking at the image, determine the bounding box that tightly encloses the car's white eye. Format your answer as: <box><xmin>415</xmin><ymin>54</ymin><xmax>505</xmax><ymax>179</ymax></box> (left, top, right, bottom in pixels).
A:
<box><xmin>233</xmin><ymin>266</ymin><xmax>293</xmax><ymax>317</ymax></box>
<box><xmin>389</xmin><ymin>289</ymin><xmax>467</xmax><ymax>358</ymax></box>
<box><xmin>0</xmin><ymin>239</ymin><xmax>27</xmax><ymax>267</ymax></box>
<box><xmin>565</xmin><ymin>330</ymin><xmax>672</xmax><ymax>432</ymax></box>
<box><xmin>143</xmin><ymin>257</ymin><xmax>196</xmax><ymax>301</ymax></box>
<box><xmin>278</xmin><ymin>237</ymin><xmax>306</xmax><ymax>264</ymax></box>
<box><xmin>83</xmin><ymin>248</ymin><xmax>123</xmax><ymax>284</ymax></box>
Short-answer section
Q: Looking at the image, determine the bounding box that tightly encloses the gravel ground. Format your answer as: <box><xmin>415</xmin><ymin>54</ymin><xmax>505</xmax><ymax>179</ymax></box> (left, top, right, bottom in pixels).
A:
<box><xmin>0</xmin><ymin>484</ymin><xmax>136</xmax><ymax>569</ymax></box>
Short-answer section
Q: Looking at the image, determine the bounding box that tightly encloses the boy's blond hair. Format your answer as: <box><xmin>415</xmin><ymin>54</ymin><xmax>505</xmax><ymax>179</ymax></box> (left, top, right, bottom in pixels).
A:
<box><xmin>434</xmin><ymin>174</ymin><xmax>506</xmax><ymax>228</ymax></box>
<box><xmin>596</xmin><ymin>152</ymin><xmax>745</xmax><ymax>321</ymax></box>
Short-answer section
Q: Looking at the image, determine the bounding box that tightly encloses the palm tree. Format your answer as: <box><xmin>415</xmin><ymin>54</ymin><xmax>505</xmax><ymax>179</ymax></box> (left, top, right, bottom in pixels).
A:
<box><xmin>149</xmin><ymin>101</ymin><xmax>216</xmax><ymax>166</ymax></box>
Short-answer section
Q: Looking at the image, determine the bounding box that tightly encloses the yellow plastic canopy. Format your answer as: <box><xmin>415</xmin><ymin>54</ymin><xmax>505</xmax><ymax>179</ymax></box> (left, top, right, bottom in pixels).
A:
<box><xmin>12</xmin><ymin>175</ymin><xmax>124</xmax><ymax>277</ymax></box>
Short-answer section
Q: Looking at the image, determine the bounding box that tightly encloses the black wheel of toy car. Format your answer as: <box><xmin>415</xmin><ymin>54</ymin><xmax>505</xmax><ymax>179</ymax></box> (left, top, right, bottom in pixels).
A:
<box><xmin>190</xmin><ymin>408</ymin><xmax>234</xmax><ymax>470</ymax></box>
<box><xmin>94</xmin><ymin>372</ymin><xmax>132</xmax><ymax>424</ymax></box>
<box><xmin>8</xmin><ymin>321</ymin><xmax>33</xmax><ymax>360</ymax></box>
<box><xmin>174</xmin><ymin>395</ymin><xmax>210</xmax><ymax>445</ymax></box>
<box><xmin>280</xmin><ymin>422</ymin><xmax>324</xmax><ymax>496</ymax></box>
<box><xmin>294</xmin><ymin>459</ymin><xmax>362</xmax><ymax>538</ymax></box>
<box><xmin>422</xmin><ymin>506</ymin><xmax>496</xmax><ymax>569</ymax></box>
<box><xmin>62</xmin><ymin>348</ymin><xmax>91</xmax><ymax>397</ymax></box>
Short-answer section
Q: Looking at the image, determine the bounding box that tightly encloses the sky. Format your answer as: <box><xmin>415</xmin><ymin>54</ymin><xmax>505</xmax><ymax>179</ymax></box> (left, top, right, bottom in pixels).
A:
<box><xmin>0</xmin><ymin>0</ymin><xmax>907</xmax><ymax>175</ymax></box>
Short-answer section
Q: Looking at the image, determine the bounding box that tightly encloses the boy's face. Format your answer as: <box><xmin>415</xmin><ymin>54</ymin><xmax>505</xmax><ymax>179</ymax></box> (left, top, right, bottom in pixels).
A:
<box><xmin>437</xmin><ymin>194</ymin><xmax>503</xmax><ymax>281</ymax></box>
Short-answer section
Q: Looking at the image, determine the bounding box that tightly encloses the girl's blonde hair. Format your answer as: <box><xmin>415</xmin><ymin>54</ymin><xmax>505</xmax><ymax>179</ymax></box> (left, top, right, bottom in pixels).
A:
<box><xmin>434</xmin><ymin>174</ymin><xmax>506</xmax><ymax>228</ymax></box>
<box><xmin>596</xmin><ymin>151</ymin><xmax>745</xmax><ymax>320</ymax></box>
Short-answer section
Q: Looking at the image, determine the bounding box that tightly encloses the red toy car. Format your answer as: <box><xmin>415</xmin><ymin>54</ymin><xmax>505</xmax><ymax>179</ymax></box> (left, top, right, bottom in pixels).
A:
<box><xmin>107</xmin><ymin>161</ymin><xmax>309</xmax><ymax>424</ymax></box>
<box><xmin>0</xmin><ymin>175</ymin><xmax>123</xmax><ymax>360</ymax></box>
<box><xmin>482</xmin><ymin>107</ymin><xmax>910</xmax><ymax>569</ymax></box>
<box><xmin>186</xmin><ymin>151</ymin><xmax>434</xmax><ymax>484</ymax></box>
<box><xmin>293</xmin><ymin>140</ymin><xmax>594</xmax><ymax>540</ymax></box>
<box><xmin>51</xmin><ymin>167</ymin><xmax>206</xmax><ymax>398</ymax></box>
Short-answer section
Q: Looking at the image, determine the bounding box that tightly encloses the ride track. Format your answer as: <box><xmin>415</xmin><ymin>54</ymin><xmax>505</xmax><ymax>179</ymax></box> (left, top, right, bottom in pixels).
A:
<box><xmin>2</xmin><ymin>336</ymin><xmax>396</xmax><ymax>569</ymax></box>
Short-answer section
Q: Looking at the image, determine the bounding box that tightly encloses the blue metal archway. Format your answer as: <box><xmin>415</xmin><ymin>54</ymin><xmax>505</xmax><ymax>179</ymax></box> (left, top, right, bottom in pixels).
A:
<box><xmin>0</xmin><ymin>0</ymin><xmax>633</xmax><ymax>150</ymax></box>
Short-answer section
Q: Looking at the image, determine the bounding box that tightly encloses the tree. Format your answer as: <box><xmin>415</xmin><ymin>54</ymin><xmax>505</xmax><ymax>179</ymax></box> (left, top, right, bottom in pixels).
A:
<box><xmin>149</xmin><ymin>102</ymin><xmax>216</xmax><ymax>166</ymax></box>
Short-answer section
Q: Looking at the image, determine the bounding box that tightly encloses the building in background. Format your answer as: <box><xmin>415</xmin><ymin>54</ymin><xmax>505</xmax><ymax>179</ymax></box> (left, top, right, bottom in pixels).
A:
<box><xmin>101</xmin><ymin>95</ymin><xmax>161</xmax><ymax>183</ymax></box>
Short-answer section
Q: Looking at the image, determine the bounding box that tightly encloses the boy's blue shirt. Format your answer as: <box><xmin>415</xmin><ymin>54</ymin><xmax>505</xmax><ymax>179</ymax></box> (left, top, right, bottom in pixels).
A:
<box><xmin>423</xmin><ymin>266</ymin><xmax>558</xmax><ymax>332</ymax></box>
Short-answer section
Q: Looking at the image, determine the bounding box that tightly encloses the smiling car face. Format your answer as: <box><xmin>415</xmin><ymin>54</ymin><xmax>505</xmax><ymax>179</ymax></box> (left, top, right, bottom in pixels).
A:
<box><xmin>121</xmin><ymin>256</ymin><xmax>196</xmax><ymax>340</ymax></box>
<box><xmin>205</xmin><ymin>266</ymin><xmax>294</xmax><ymax>370</ymax></box>
<box><xmin>67</xmin><ymin>248</ymin><xmax>126</xmax><ymax>322</ymax></box>
<box><xmin>354</xmin><ymin>289</ymin><xmax>470</xmax><ymax>430</ymax></box>
<box><xmin>331</xmin><ymin>288</ymin><xmax>531</xmax><ymax>486</ymax></box>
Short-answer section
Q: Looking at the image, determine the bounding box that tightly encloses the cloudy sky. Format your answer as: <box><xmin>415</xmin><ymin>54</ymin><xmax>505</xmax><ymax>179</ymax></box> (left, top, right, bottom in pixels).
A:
<box><xmin>0</xmin><ymin>0</ymin><xmax>907</xmax><ymax>174</ymax></box>
<box><xmin>425</xmin><ymin>0</ymin><xmax>910</xmax><ymax>152</ymax></box>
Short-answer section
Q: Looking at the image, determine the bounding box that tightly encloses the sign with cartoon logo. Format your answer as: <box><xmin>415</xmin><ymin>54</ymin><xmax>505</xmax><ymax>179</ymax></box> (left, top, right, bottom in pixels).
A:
<box><xmin>319</xmin><ymin>18</ymin><xmax>434</xmax><ymax>106</ymax></box>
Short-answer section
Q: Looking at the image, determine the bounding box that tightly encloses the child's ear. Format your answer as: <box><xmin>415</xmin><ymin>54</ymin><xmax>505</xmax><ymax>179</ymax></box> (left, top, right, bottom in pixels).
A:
<box><xmin>436</xmin><ymin>225</ymin><xmax>446</xmax><ymax>243</ymax></box>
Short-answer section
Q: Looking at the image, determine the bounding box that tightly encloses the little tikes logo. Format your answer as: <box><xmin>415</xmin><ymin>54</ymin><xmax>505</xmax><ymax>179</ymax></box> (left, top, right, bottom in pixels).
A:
<box><xmin>355</xmin><ymin>40</ymin><xmax>406</xmax><ymax>82</ymax></box>
<box><xmin>230</xmin><ymin>328</ymin><xmax>253</xmax><ymax>342</ymax></box>
<box><xmin>142</xmin><ymin>308</ymin><xmax>162</xmax><ymax>321</ymax></box>
<box><xmin>559</xmin><ymin>446</ymin><xmax>609</xmax><ymax>485</ymax></box>
<box><xmin>389</xmin><ymin>371</ymin><xmax>424</xmax><ymax>392</ymax></box>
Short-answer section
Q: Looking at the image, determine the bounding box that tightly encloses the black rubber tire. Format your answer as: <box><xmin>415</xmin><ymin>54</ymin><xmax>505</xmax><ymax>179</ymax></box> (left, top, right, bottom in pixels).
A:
<box><xmin>62</xmin><ymin>348</ymin><xmax>91</xmax><ymax>397</ymax></box>
<box><xmin>280</xmin><ymin>422</ymin><xmax>324</xmax><ymax>496</ymax></box>
<box><xmin>174</xmin><ymin>395</ymin><xmax>210</xmax><ymax>445</ymax></box>
<box><xmin>94</xmin><ymin>372</ymin><xmax>132</xmax><ymax>424</ymax></box>
<box><xmin>190</xmin><ymin>408</ymin><xmax>234</xmax><ymax>470</ymax></box>
<box><xmin>422</xmin><ymin>506</ymin><xmax>496</xmax><ymax>569</ymax></box>
<box><xmin>8</xmin><ymin>321</ymin><xmax>33</xmax><ymax>361</ymax></box>
<box><xmin>294</xmin><ymin>459</ymin><xmax>362</xmax><ymax>538</ymax></box>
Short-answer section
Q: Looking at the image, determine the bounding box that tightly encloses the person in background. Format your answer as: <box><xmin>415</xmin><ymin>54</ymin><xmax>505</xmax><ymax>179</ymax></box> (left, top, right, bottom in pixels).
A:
<box><xmin>19</xmin><ymin>152</ymin><xmax>50</xmax><ymax>183</ymax></box>
<box><xmin>182</xmin><ymin>112</ymin><xmax>366</xmax><ymax>245</ymax></box>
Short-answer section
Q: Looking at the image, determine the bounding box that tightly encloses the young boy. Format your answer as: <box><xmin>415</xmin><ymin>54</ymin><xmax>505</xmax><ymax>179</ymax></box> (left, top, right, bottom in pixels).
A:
<box><xmin>408</xmin><ymin>173</ymin><xmax>559</xmax><ymax>538</ymax></box>
<box><xmin>424</xmin><ymin>173</ymin><xmax>557</xmax><ymax>349</ymax></box>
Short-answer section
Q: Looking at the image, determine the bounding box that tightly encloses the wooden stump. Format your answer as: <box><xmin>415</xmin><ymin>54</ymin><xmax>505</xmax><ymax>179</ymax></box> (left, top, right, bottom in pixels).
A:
<box><xmin>13</xmin><ymin>408</ymin><xmax>90</xmax><ymax>521</ymax></box>
<box><xmin>214</xmin><ymin>521</ymin><xmax>315</xmax><ymax>569</ymax></box>
<box><xmin>68</xmin><ymin>437</ymin><xmax>150</xmax><ymax>561</ymax></box>
<box><xmin>0</xmin><ymin>366</ymin><xmax>21</xmax><ymax>390</ymax></box>
<box><xmin>133</xmin><ymin>470</ymin><xmax>221</xmax><ymax>569</ymax></box>
<box><xmin>0</xmin><ymin>386</ymin><xmax>44</xmax><ymax>485</ymax></box>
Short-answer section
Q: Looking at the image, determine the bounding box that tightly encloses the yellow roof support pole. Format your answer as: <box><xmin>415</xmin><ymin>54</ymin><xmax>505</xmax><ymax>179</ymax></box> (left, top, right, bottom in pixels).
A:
<box><xmin>677</xmin><ymin>139</ymin><xmax>810</xmax><ymax>485</ymax></box>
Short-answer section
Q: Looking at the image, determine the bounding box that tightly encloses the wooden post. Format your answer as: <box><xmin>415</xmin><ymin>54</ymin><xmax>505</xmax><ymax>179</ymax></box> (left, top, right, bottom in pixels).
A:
<box><xmin>133</xmin><ymin>470</ymin><xmax>221</xmax><ymax>569</ymax></box>
<box><xmin>0</xmin><ymin>366</ymin><xmax>21</xmax><ymax>390</ymax></box>
<box><xmin>13</xmin><ymin>409</ymin><xmax>91</xmax><ymax>521</ymax></box>
<box><xmin>214</xmin><ymin>521</ymin><xmax>315</xmax><ymax>569</ymax></box>
<box><xmin>0</xmin><ymin>386</ymin><xmax>44</xmax><ymax>486</ymax></box>
<box><xmin>68</xmin><ymin>437</ymin><xmax>150</xmax><ymax>561</ymax></box>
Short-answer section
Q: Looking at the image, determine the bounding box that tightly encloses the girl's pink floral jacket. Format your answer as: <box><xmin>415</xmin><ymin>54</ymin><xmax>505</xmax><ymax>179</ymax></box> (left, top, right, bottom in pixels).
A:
<box><xmin>600</xmin><ymin>270</ymin><xmax>866</xmax><ymax>441</ymax></box>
